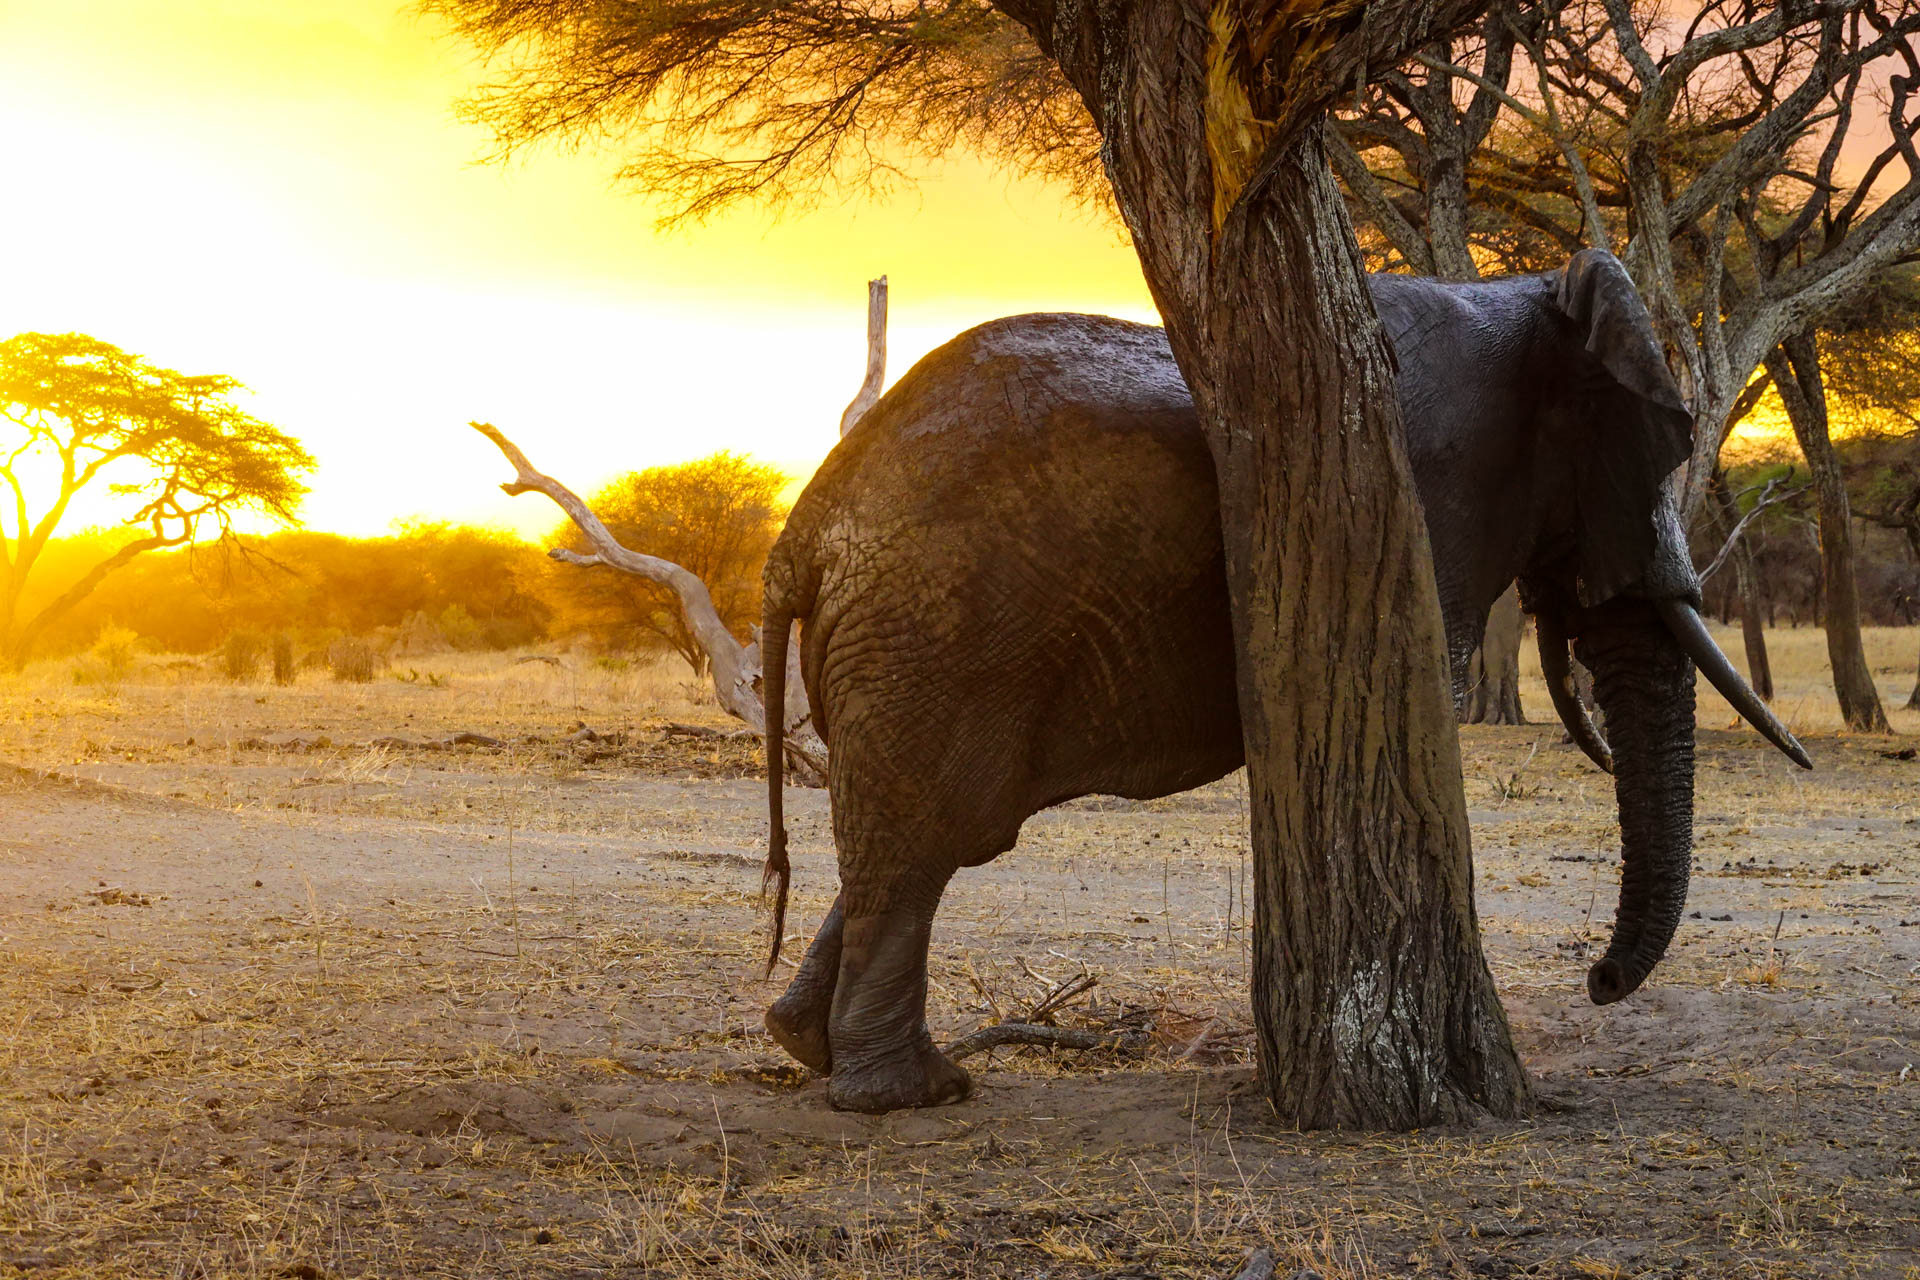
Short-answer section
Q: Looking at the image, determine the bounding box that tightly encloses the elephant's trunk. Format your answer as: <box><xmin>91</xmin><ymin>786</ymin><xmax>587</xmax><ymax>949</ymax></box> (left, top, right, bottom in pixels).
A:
<box><xmin>1575</xmin><ymin>603</ymin><xmax>1696</xmax><ymax>1005</ymax></box>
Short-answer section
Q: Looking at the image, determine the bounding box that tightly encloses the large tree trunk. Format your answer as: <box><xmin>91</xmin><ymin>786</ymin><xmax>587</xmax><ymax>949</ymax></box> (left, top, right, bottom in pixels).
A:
<box><xmin>1005</xmin><ymin>0</ymin><xmax>1526</xmax><ymax>1129</ymax></box>
<box><xmin>1463</xmin><ymin>586</ymin><xmax>1526</xmax><ymax>724</ymax></box>
<box><xmin>1195</xmin><ymin>130</ymin><xmax>1525</xmax><ymax>1127</ymax></box>
<box><xmin>1769</xmin><ymin>335</ymin><xmax>1890</xmax><ymax>732</ymax></box>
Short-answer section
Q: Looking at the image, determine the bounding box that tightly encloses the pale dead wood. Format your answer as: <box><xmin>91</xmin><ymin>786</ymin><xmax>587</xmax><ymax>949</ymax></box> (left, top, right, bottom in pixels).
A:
<box><xmin>838</xmin><ymin>276</ymin><xmax>888</xmax><ymax>437</ymax></box>
<box><xmin>469</xmin><ymin>421</ymin><xmax>827</xmax><ymax>783</ymax></box>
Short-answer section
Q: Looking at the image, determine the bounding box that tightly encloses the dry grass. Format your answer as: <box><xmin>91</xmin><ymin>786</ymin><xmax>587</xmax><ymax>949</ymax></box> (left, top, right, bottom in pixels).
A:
<box><xmin>1517</xmin><ymin>622</ymin><xmax>1920</xmax><ymax>737</ymax></box>
<box><xmin>0</xmin><ymin>630</ymin><xmax>1915</xmax><ymax>1278</ymax></box>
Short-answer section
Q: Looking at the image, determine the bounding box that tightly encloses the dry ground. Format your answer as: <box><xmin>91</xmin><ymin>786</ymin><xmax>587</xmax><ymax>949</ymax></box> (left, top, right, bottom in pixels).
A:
<box><xmin>0</xmin><ymin>629</ymin><xmax>1915</xmax><ymax>1279</ymax></box>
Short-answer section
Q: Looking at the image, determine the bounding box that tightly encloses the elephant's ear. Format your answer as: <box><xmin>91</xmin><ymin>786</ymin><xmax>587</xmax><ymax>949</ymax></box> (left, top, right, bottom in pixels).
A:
<box><xmin>1553</xmin><ymin>247</ymin><xmax>1695</xmax><ymax>604</ymax></box>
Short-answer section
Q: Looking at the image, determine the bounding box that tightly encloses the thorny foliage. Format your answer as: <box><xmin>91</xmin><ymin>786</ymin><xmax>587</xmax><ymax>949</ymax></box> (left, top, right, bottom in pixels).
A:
<box><xmin>423</xmin><ymin>0</ymin><xmax>1104</xmax><ymax>224</ymax></box>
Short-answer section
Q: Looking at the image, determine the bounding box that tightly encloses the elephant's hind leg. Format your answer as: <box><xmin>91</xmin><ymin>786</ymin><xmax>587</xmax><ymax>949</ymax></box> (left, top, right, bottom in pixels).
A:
<box><xmin>765</xmin><ymin>895</ymin><xmax>843</xmax><ymax>1074</ymax></box>
<box><xmin>827</xmin><ymin>881</ymin><xmax>971</xmax><ymax>1113</ymax></box>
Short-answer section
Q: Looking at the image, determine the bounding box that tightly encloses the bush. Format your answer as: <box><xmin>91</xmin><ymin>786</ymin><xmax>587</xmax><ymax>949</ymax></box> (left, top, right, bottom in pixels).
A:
<box><xmin>439</xmin><ymin>604</ymin><xmax>484</xmax><ymax>651</ymax></box>
<box><xmin>91</xmin><ymin>624</ymin><xmax>139</xmax><ymax>678</ymax></box>
<box><xmin>222</xmin><ymin>630</ymin><xmax>264</xmax><ymax>682</ymax></box>
<box><xmin>328</xmin><ymin>636</ymin><xmax>376</xmax><ymax>683</ymax></box>
<box><xmin>271</xmin><ymin>633</ymin><xmax>296</xmax><ymax>686</ymax></box>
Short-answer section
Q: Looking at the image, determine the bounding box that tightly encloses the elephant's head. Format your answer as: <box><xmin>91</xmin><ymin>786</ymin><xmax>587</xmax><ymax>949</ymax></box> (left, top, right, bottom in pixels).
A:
<box><xmin>1514</xmin><ymin>247</ymin><xmax>1811</xmax><ymax>1005</ymax></box>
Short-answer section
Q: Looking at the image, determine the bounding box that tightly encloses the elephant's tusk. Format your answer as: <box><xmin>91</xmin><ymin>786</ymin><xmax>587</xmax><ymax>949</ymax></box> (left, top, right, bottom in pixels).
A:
<box><xmin>1536</xmin><ymin>614</ymin><xmax>1613</xmax><ymax>774</ymax></box>
<box><xmin>1655</xmin><ymin>599</ymin><xmax>1813</xmax><ymax>769</ymax></box>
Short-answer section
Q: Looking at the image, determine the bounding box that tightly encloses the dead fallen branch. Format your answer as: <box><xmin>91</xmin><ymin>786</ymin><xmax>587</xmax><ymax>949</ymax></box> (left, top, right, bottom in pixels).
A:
<box><xmin>943</xmin><ymin>1022</ymin><xmax>1150</xmax><ymax>1063</ymax></box>
<box><xmin>366</xmin><ymin>732</ymin><xmax>507</xmax><ymax>750</ymax></box>
<box><xmin>662</xmin><ymin>722</ymin><xmax>754</xmax><ymax>742</ymax></box>
<box><xmin>471</xmin><ymin>422</ymin><xmax>826</xmax><ymax>785</ymax></box>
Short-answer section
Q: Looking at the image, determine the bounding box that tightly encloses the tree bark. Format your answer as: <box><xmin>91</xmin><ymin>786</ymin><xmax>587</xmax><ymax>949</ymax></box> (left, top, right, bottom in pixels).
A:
<box><xmin>1000</xmin><ymin>0</ymin><xmax>1527</xmax><ymax>1128</ymax></box>
<box><xmin>1909</xmin><ymin>635</ymin><xmax>1920</xmax><ymax>711</ymax></box>
<box><xmin>1205</xmin><ymin>133</ymin><xmax>1527</xmax><ymax>1127</ymax></box>
<box><xmin>1709</xmin><ymin>471</ymin><xmax>1775</xmax><ymax>703</ymax></box>
<box><xmin>1768</xmin><ymin>335</ymin><xmax>1890</xmax><ymax>732</ymax></box>
<box><xmin>1463</xmin><ymin>585</ymin><xmax>1526</xmax><ymax>724</ymax></box>
<box><xmin>471</xmin><ymin>422</ymin><xmax>829</xmax><ymax>779</ymax></box>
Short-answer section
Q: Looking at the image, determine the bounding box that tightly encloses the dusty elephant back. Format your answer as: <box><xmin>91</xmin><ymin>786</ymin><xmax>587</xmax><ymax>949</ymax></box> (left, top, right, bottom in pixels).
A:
<box><xmin>769</xmin><ymin>313</ymin><xmax>1240</xmax><ymax>804</ymax></box>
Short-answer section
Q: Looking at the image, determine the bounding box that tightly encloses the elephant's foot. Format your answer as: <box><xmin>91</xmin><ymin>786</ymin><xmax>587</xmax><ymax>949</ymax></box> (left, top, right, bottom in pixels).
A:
<box><xmin>765</xmin><ymin>989</ymin><xmax>834</xmax><ymax>1075</ymax></box>
<box><xmin>827</xmin><ymin>1038</ymin><xmax>971</xmax><ymax>1112</ymax></box>
<box><xmin>824</xmin><ymin>904</ymin><xmax>966</xmax><ymax>1111</ymax></box>
<box><xmin>764</xmin><ymin>897</ymin><xmax>846</xmax><ymax>1074</ymax></box>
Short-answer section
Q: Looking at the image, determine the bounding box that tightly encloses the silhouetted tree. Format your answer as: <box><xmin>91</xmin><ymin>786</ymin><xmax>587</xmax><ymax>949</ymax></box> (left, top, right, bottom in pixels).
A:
<box><xmin>0</xmin><ymin>332</ymin><xmax>313</xmax><ymax>668</ymax></box>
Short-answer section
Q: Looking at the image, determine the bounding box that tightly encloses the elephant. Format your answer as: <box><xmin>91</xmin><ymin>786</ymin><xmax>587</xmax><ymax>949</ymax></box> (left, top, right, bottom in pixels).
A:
<box><xmin>757</xmin><ymin>249</ymin><xmax>1809</xmax><ymax>1114</ymax></box>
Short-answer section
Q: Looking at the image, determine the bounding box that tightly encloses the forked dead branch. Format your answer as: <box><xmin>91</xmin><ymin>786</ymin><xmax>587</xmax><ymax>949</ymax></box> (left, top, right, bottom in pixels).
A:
<box><xmin>470</xmin><ymin>421</ymin><xmax>827</xmax><ymax>783</ymax></box>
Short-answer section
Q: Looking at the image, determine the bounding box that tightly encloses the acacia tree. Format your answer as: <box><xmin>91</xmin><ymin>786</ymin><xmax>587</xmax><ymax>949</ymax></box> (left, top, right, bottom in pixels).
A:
<box><xmin>430</xmin><ymin>0</ymin><xmax>1533</xmax><ymax>1127</ymax></box>
<box><xmin>1824</xmin><ymin>268</ymin><xmax>1920</xmax><ymax>708</ymax></box>
<box><xmin>0</xmin><ymin>332</ymin><xmax>314</xmax><ymax>669</ymax></box>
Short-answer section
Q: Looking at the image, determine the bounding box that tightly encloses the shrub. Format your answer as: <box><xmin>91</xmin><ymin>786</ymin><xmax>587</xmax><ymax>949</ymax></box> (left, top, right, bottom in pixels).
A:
<box><xmin>439</xmin><ymin>603</ymin><xmax>485</xmax><ymax>651</ymax></box>
<box><xmin>328</xmin><ymin>636</ymin><xmax>376</xmax><ymax>683</ymax></box>
<box><xmin>222</xmin><ymin>630</ymin><xmax>264</xmax><ymax>682</ymax></box>
<box><xmin>91</xmin><ymin>624</ymin><xmax>140</xmax><ymax>678</ymax></box>
<box><xmin>271</xmin><ymin>633</ymin><xmax>296</xmax><ymax>686</ymax></box>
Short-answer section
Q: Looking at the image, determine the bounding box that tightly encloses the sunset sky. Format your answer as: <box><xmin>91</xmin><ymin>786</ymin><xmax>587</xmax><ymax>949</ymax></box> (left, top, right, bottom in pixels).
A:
<box><xmin>0</xmin><ymin>0</ymin><xmax>1156</xmax><ymax>540</ymax></box>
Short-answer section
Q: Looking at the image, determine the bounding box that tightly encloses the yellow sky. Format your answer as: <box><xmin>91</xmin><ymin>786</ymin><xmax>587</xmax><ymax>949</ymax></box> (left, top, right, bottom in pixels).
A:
<box><xmin>0</xmin><ymin>0</ymin><xmax>1156</xmax><ymax>539</ymax></box>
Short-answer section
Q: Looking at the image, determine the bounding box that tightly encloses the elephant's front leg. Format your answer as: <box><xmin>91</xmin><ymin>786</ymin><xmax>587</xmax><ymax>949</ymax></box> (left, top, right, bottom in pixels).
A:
<box><xmin>765</xmin><ymin>894</ymin><xmax>843</xmax><ymax>1075</ymax></box>
<box><xmin>826</xmin><ymin>881</ymin><xmax>969</xmax><ymax>1112</ymax></box>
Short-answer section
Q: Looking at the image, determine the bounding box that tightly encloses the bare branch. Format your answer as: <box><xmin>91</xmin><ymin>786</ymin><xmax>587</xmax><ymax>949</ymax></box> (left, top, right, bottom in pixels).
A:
<box><xmin>839</xmin><ymin>275</ymin><xmax>889</xmax><ymax>436</ymax></box>
<box><xmin>471</xmin><ymin>420</ymin><xmax>827</xmax><ymax>781</ymax></box>
<box><xmin>943</xmin><ymin>1022</ymin><xmax>1148</xmax><ymax>1063</ymax></box>
<box><xmin>1699</xmin><ymin>474</ymin><xmax>1811</xmax><ymax>583</ymax></box>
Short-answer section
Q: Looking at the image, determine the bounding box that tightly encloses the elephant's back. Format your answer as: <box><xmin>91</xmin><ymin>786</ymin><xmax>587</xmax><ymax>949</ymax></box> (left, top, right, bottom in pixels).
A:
<box><xmin>776</xmin><ymin>312</ymin><xmax>1211</xmax><ymax>594</ymax></box>
<box><xmin>796</xmin><ymin>313</ymin><xmax>1197</xmax><ymax>511</ymax></box>
<box><xmin>777</xmin><ymin>312</ymin><xmax>1238</xmax><ymax>807</ymax></box>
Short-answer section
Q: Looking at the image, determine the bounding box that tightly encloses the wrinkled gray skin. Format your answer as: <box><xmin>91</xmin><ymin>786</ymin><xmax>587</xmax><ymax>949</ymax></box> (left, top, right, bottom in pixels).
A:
<box><xmin>760</xmin><ymin>249</ymin><xmax>1802</xmax><ymax>1114</ymax></box>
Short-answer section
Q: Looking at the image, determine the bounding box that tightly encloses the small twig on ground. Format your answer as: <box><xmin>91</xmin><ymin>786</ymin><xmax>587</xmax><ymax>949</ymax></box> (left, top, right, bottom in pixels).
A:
<box><xmin>1022</xmin><ymin>971</ymin><xmax>1097</xmax><ymax>1023</ymax></box>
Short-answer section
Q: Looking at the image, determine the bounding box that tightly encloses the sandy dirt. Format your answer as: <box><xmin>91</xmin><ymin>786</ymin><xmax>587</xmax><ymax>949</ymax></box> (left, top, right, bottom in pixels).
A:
<box><xmin>0</xmin><ymin>644</ymin><xmax>1916</xmax><ymax>1279</ymax></box>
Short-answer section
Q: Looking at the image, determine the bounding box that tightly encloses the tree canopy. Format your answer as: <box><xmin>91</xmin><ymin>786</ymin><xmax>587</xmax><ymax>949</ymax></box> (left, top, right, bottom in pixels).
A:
<box><xmin>425</xmin><ymin>0</ymin><xmax>1101</xmax><ymax>223</ymax></box>
<box><xmin>0</xmin><ymin>331</ymin><xmax>315</xmax><ymax>667</ymax></box>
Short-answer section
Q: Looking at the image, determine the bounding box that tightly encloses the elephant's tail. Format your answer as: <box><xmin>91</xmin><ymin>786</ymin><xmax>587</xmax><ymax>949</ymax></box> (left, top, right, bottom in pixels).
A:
<box><xmin>761</xmin><ymin>594</ymin><xmax>794</xmax><ymax>978</ymax></box>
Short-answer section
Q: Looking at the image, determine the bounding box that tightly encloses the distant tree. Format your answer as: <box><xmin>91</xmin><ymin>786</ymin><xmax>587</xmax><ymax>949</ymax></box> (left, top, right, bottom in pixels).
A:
<box><xmin>1824</xmin><ymin>269</ymin><xmax>1920</xmax><ymax>709</ymax></box>
<box><xmin>0</xmin><ymin>332</ymin><xmax>314</xmax><ymax>668</ymax></box>
<box><xmin>551</xmin><ymin>452</ymin><xmax>787</xmax><ymax>673</ymax></box>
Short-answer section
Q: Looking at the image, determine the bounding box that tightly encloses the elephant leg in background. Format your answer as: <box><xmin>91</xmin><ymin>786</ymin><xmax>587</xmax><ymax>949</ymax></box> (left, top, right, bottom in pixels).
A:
<box><xmin>765</xmin><ymin>894</ymin><xmax>844</xmax><ymax>1075</ymax></box>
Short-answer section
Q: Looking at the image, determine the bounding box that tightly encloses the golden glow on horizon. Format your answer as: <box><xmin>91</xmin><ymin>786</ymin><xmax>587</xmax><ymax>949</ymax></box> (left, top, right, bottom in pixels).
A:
<box><xmin>0</xmin><ymin>1</ymin><xmax>1156</xmax><ymax>540</ymax></box>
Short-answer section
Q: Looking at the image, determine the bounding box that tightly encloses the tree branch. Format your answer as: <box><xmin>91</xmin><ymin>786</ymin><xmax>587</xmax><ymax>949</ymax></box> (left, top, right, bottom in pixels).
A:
<box><xmin>839</xmin><ymin>275</ymin><xmax>888</xmax><ymax>436</ymax></box>
<box><xmin>471</xmin><ymin>420</ymin><xmax>826</xmax><ymax>781</ymax></box>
